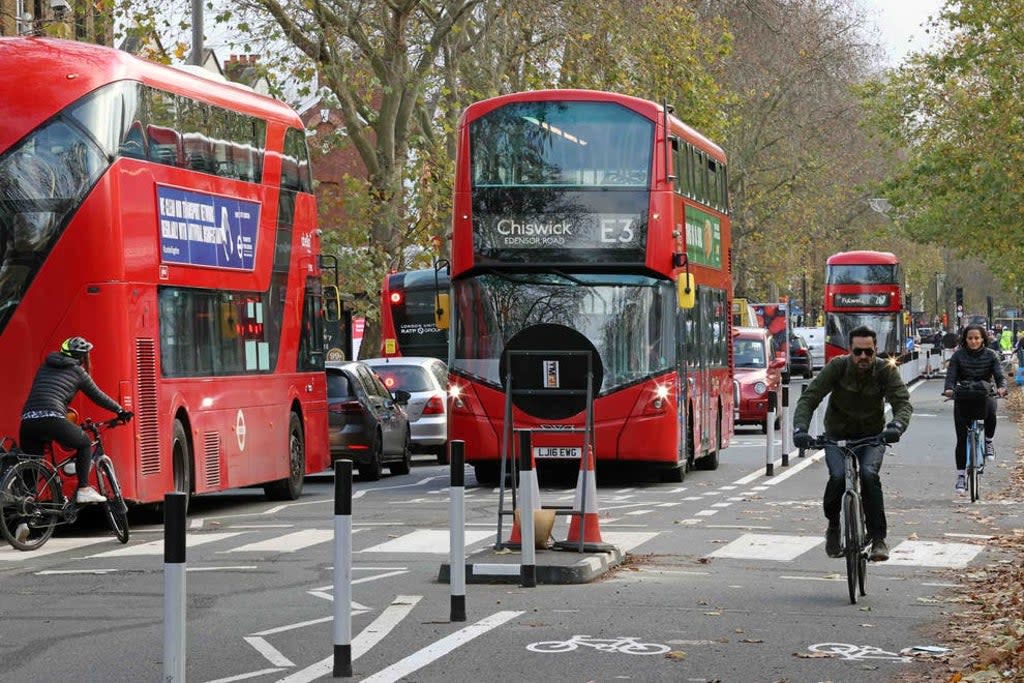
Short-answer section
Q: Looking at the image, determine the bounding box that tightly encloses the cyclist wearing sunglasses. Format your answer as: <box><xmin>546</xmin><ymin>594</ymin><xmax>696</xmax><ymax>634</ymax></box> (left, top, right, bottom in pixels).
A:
<box><xmin>942</xmin><ymin>324</ymin><xmax>1007</xmax><ymax>493</ymax></box>
<box><xmin>793</xmin><ymin>326</ymin><xmax>913</xmax><ymax>562</ymax></box>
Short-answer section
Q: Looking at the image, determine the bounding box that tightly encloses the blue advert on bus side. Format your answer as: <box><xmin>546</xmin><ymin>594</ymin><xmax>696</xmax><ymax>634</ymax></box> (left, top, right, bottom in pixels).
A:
<box><xmin>157</xmin><ymin>185</ymin><xmax>260</xmax><ymax>270</ymax></box>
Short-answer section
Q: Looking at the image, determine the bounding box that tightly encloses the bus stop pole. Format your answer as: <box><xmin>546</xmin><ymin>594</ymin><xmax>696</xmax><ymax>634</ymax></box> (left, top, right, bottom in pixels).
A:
<box><xmin>449</xmin><ymin>441</ymin><xmax>467</xmax><ymax>621</ymax></box>
<box><xmin>163</xmin><ymin>492</ymin><xmax>187</xmax><ymax>683</ymax></box>
<box><xmin>780</xmin><ymin>386</ymin><xmax>791</xmax><ymax>467</ymax></box>
<box><xmin>332</xmin><ymin>459</ymin><xmax>353</xmax><ymax>678</ymax></box>
<box><xmin>765</xmin><ymin>392</ymin><xmax>776</xmax><ymax>476</ymax></box>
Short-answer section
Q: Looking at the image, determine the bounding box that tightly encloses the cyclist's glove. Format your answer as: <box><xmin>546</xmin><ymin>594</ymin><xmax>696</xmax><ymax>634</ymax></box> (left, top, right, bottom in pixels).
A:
<box><xmin>117</xmin><ymin>410</ymin><xmax>134</xmax><ymax>423</ymax></box>
<box><xmin>793</xmin><ymin>429</ymin><xmax>813</xmax><ymax>449</ymax></box>
<box><xmin>883</xmin><ymin>421</ymin><xmax>903</xmax><ymax>444</ymax></box>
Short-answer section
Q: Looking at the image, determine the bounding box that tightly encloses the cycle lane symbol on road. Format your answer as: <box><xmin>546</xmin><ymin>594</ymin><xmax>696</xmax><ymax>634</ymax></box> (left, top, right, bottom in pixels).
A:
<box><xmin>526</xmin><ymin>635</ymin><xmax>670</xmax><ymax>655</ymax></box>
<box><xmin>805</xmin><ymin>643</ymin><xmax>912</xmax><ymax>662</ymax></box>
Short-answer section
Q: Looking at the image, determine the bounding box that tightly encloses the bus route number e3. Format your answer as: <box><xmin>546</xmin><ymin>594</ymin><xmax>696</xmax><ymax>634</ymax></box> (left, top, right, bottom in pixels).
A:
<box><xmin>534</xmin><ymin>447</ymin><xmax>582</xmax><ymax>459</ymax></box>
<box><xmin>600</xmin><ymin>218</ymin><xmax>635</xmax><ymax>244</ymax></box>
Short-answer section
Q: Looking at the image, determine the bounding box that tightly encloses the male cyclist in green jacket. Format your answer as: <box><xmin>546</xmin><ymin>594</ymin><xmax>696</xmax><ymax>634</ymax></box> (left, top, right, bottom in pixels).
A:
<box><xmin>792</xmin><ymin>326</ymin><xmax>913</xmax><ymax>562</ymax></box>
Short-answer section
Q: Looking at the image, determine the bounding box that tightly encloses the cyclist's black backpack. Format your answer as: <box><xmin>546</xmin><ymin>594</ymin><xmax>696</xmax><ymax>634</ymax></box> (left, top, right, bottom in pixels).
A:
<box><xmin>953</xmin><ymin>380</ymin><xmax>991</xmax><ymax>420</ymax></box>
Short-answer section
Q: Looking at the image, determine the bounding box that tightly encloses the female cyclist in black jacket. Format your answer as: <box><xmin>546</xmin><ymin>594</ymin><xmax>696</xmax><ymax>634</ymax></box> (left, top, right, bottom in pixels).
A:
<box><xmin>942</xmin><ymin>325</ymin><xmax>1007</xmax><ymax>494</ymax></box>
<box><xmin>19</xmin><ymin>337</ymin><xmax>132</xmax><ymax>504</ymax></box>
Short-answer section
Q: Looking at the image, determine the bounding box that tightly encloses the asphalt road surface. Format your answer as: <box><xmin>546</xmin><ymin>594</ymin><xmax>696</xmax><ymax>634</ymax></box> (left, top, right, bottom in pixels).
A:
<box><xmin>1</xmin><ymin>375</ymin><xmax>1018</xmax><ymax>682</ymax></box>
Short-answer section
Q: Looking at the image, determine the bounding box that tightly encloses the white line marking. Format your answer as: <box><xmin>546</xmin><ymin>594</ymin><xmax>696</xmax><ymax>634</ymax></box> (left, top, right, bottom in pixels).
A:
<box><xmin>780</xmin><ymin>575</ymin><xmax>842</xmax><ymax>582</ymax></box>
<box><xmin>90</xmin><ymin>532</ymin><xmax>246</xmax><ymax>557</ymax></box>
<box><xmin>625</xmin><ymin>510</ymin><xmax>653</xmax><ymax>516</ymax></box>
<box><xmin>0</xmin><ymin>536</ymin><xmax>115</xmax><ymax>562</ymax></box>
<box><xmin>886</xmin><ymin>540</ymin><xmax>982</xmax><ymax>568</ymax></box>
<box><xmin>600</xmin><ymin>531</ymin><xmax>659</xmax><ymax>551</ymax></box>
<box><xmin>358</xmin><ymin>529</ymin><xmax>491</xmax><ymax>554</ymax></box>
<box><xmin>254</xmin><ymin>616</ymin><xmax>336</xmax><ymax>636</ymax></box>
<box><xmin>35</xmin><ymin>568</ymin><xmax>121</xmax><ymax>575</ymax></box>
<box><xmin>187</xmin><ymin>566</ymin><xmax>258</xmax><ymax>572</ymax></box>
<box><xmin>705</xmin><ymin>524</ymin><xmax>774</xmax><ymax>530</ymax></box>
<box><xmin>244</xmin><ymin>636</ymin><xmax>294</xmax><ymax>667</ymax></box>
<box><xmin>190</xmin><ymin>518</ymin><xmax>205</xmax><ymax>529</ymax></box>
<box><xmin>943</xmin><ymin>533</ymin><xmax>993</xmax><ymax>540</ymax></box>
<box><xmin>694</xmin><ymin>510</ymin><xmax>718</xmax><ymax>517</ymax></box>
<box><xmin>228</xmin><ymin>524</ymin><xmax>295</xmax><ymax>529</ymax></box>
<box><xmin>709</xmin><ymin>534</ymin><xmax>822</xmax><ymax>561</ymax></box>
<box><xmin>657</xmin><ymin>502</ymin><xmax>681</xmax><ymax>507</ymax></box>
<box><xmin>225</xmin><ymin>529</ymin><xmax>335</xmax><ymax>553</ymax></box>
<box><xmin>359</xmin><ymin>611</ymin><xmax>523</xmax><ymax>683</ymax></box>
<box><xmin>710</xmin><ymin>502</ymin><xmax>732</xmax><ymax>508</ymax></box>
<box><xmin>275</xmin><ymin>595</ymin><xmax>423</xmax><ymax>683</ymax></box>
<box><xmin>204</xmin><ymin>668</ymin><xmax>286</xmax><ymax>683</ymax></box>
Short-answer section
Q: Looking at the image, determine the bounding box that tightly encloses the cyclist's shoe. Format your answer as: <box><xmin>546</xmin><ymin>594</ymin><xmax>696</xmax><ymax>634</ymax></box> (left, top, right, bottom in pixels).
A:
<box><xmin>955</xmin><ymin>475</ymin><xmax>967</xmax><ymax>495</ymax></box>
<box><xmin>869</xmin><ymin>538</ymin><xmax>889</xmax><ymax>562</ymax></box>
<box><xmin>75</xmin><ymin>486</ymin><xmax>106</xmax><ymax>504</ymax></box>
<box><xmin>14</xmin><ymin>523</ymin><xmax>29</xmax><ymax>544</ymax></box>
<box><xmin>984</xmin><ymin>439</ymin><xmax>995</xmax><ymax>461</ymax></box>
<box><xmin>825</xmin><ymin>526</ymin><xmax>842</xmax><ymax>558</ymax></box>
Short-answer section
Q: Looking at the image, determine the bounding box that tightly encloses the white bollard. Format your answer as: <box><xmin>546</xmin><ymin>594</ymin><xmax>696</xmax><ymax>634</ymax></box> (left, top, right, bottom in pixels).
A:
<box><xmin>163</xmin><ymin>492</ymin><xmax>187</xmax><ymax>683</ymax></box>
<box><xmin>333</xmin><ymin>459</ymin><xmax>353</xmax><ymax>677</ymax></box>
<box><xmin>449</xmin><ymin>441</ymin><xmax>467</xmax><ymax>621</ymax></box>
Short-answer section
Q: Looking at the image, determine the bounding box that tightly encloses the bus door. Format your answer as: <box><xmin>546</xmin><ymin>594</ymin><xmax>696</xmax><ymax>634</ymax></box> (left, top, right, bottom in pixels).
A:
<box><xmin>696</xmin><ymin>288</ymin><xmax>712</xmax><ymax>452</ymax></box>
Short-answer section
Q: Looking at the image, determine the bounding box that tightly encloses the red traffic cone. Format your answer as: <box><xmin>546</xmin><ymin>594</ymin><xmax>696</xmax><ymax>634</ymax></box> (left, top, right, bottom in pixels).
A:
<box><xmin>556</xmin><ymin>446</ymin><xmax>613</xmax><ymax>552</ymax></box>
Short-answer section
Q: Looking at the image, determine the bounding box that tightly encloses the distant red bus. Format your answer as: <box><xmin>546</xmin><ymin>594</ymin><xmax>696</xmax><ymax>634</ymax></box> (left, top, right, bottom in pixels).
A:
<box><xmin>379</xmin><ymin>267</ymin><xmax>450</xmax><ymax>361</ymax></box>
<box><xmin>824</xmin><ymin>251</ymin><xmax>907</xmax><ymax>362</ymax></box>
<box><xmin>0</xmin><ymin>38</ymin><xmax>330</xmax><ymax>503</ymax></box>
<box><xmin>448</xmin><ymin>89</ymin><xmax>733</xmax><ymax>484</ymax></box>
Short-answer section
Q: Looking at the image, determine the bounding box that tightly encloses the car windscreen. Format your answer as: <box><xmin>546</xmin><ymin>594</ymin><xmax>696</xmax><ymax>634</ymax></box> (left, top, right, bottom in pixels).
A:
<box><xmin>370</xmin><ymin>365</ymin><xmax>433</xmax><ymax>392</ymax></box>
<box><xmin>734</xmin><ymin>339</ymin><xmax>766</xmax><ymax>368</ymax></box>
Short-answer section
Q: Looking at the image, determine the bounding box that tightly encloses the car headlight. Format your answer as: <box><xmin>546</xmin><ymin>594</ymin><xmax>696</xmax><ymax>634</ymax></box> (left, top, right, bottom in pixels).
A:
<box><xmin>753</xmin><ymin>381</ymin><xmax>767</xmax><ymax>395</ymax></box>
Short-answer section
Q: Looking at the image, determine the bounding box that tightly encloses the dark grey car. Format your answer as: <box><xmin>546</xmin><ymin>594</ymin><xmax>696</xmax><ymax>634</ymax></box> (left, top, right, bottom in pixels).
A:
<box><xmin>326</xmin><ymin>361</ymin><xmax>412</xmax><ymax>480</ymax></box>
<box><xmin>788</xmin><ymin>333</ymin><xmax>814</xmax><ymax>379</ymax></box>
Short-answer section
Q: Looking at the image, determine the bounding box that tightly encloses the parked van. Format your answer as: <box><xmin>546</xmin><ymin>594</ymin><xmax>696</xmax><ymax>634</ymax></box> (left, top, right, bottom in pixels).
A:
<box><xmin>792</xmin><ymin>326</ymin><xmax>826</xmax><ymax>369</ymax></box>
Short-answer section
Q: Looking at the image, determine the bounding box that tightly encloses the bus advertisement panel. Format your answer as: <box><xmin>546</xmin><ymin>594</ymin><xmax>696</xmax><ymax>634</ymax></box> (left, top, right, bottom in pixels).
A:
<box><xmin>823</xmin><ymin>251</ymin><xmax>907</xmax><ymax>362</ymax></box>
<box><xmin>379</xmin><ymin>267</ymin><xmax>450</xmax><ymax>361</ymax></box>
<box><xmin>0</xmin><ymin>38</ymin><xmax>329</xmax><ymax>504</ymax></box>
<box><xmin>448</xmin><ymin>89</ymin><xmax>733</xmax><ymax>485</ymax></box>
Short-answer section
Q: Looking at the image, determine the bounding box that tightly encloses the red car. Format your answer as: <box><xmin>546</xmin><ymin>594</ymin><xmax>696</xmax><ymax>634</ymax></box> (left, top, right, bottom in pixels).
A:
<box><xmin>732</xmin><ymin>326</ymin><xmax>786</xmax><ymax>433</ymax></box>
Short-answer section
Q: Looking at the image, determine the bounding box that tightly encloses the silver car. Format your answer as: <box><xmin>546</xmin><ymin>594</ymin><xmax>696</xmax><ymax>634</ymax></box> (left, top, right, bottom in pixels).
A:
<box><xmin>363</xmin><ymin>356</ymin><xmax>449</xmax><ymax>463</ymax></box>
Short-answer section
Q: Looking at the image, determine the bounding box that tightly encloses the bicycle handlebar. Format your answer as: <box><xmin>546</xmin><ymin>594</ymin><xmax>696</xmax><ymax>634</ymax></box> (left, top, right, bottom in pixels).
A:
<box><xmin>81</xmin><ymin>416</ymin><xmax>131</xmax><ymax>436</ymax></box>
<box><xmin>807</xmin><ymin>434</ymin><xmax>887</xmax><ymax>449</ymax></box>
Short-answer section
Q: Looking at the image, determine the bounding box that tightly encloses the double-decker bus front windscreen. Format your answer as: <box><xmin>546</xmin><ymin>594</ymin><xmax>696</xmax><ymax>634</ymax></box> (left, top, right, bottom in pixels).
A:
<box><xmin>827</xmin><ymin>312</ymin><xmax>902</xmax><ymax>356</ymax></box>
<box><xmin>469</xmin><ymin>101</ymin><xmax>654</xmax><ymax>265</ymax></box>
<box><xmin>452</xmin><ymin>272</ymin><xmax>675</xmax><ymax>391</ymax></box>
<box><xmin>826</xmin><ymin>264</ymin><xmax>899</xmax><ymax>285</ymax></box>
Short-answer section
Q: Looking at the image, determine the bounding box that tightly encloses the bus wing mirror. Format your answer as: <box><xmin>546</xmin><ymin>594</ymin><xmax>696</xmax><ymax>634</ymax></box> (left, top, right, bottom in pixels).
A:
<box><xmin>323</xmin><ymin>284</ymin><xmax>341</xmax><ymax>322</ymax></box>
<box><xmin>435</xmin><ymin>292</ymin><xmax>450</xmax><ymax>330</ymax></box>
<box><xmin>677</xmin><ymin>274</ymin><xmax>696</xmax><ymax>309</ymax></box>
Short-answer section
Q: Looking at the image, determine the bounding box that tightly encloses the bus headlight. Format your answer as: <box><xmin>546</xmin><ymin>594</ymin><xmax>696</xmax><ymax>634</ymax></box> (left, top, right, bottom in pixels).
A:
<box><xmin>753</xmin><ymin>381</ymin><xmax>767</xmax><ymax>395</ymax></box>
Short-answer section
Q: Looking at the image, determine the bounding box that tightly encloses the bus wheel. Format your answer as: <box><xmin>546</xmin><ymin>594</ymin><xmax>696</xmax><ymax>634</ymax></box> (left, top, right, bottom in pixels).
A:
<box><xmin>473</xmin><ymin>463</ymin><xmax>499</xmax><ymax>487</ymax></box>
<box><xmin>171</xmin><ymin>419</ymin><xmax>192</xmax><ymax>511</ymax></box>
<box><xmin>265</xmin><ymin>413</ymin><xmax>305</xmax><ymax>501</ymax></box>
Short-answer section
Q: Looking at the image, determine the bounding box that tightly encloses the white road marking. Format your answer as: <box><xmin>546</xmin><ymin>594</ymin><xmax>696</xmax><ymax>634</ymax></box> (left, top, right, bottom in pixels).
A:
<box><xmin>225</xmin><ymin>529</ymin><xmax>336</xmax><ymax>553</ymax></box>
<box><xmin>90</xmin><ymin>532</ymin><xmax>246</xmax><ymax>557</ymax></box>
<box><xmin>275</xmin><ymin>595</ymin><xmax>423</xmax><ymax>683</ymax></box>
<box><xmin>244</xmin><ymin>637</ymin><xmax>294</xmax><ymax>667</ymax></box>
<box><xmin>943</xmin><ymin>533</ymin><xmax>993</xmax><ymax>540</ymax></box>
<box><xmin>711</xmin><ymin>502</ymin><xmax>732</xmax><ymax>508</ymax></box>
<box><xmin>709</xmin><ymin>534</ymin><xmax>822</xmax><ymax>561</ymax></box>
<box><xmin>358</xmin><ymin>529</ymin><xmax>492</xmax><ymax>554</ymax></box>
<box><xmin>780</xmin><ymin>575</ymin><xmax>842</xmax><ymax>582</ymax></box>
<box><xmin>359</xmin><ymin>610</ymin><xmax>523</xmax><ymax>683</ymax></box>
<box><xmin>187</xmin><ymin>566</ymin><xmax>258</xmax><ymax>572</ymax></box>
<box><xmin>625</xmin><ymin>510</ymin><xmax>653</xmax><ymax>516</ymax></box>
<box><xmin>886</xmin><ymin>540</ymin><xmax>982</xmax><ymax>568</ymax></box>
<box><xmin>694</xmin><ymin>510</ymin><xmax>718</xmax><ymax>517</ymax></box>
<box><xmin>0</xmin><ymin>536</ymin><xmax>115</xmax><ymax>562</ymax></box>
<box><xmin>705</xmin><ymin>524</ymin><xmax>774</xmax><ymax>530</ymax></box>
<box><xmin>657</xmin><ymin>502</ymin><xmax>681</xmax><ymax>507</ymax></box>
<box><xmin>600</xmin><ymin>531</ymin><xmax>660</xmax><ymax>551</ymax></box>
<box><xmin>35</xmin><ymin>568</ymin><xmax>120</xmax><ymax>575</ymax></box>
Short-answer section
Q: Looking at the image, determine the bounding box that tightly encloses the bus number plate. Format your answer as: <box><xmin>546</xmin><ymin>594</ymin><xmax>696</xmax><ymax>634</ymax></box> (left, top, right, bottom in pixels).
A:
<box><xmin>534</xmin><ymin>447</ymin><xmax>581</xmax><ymax>459</ymax></box>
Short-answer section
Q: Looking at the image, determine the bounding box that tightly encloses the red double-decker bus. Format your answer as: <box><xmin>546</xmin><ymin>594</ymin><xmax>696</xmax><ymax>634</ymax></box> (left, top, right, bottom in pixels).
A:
<box><xmin>0</xmin><ymin>38</ymin><xmax>331</xmax><ymax>504</ymax></box>
<box><xmin>824</xmin><ymin>251</ymin><xmax>907</xmax><ymax>362</ymax></box>
<box><xmin>448</xmin><ymin>89</ymin><xmax>733</xmax><ymax>484</ymax></box>
<box><xmin>379</xmin><ymin>267</ymin><xmax>450</xmax><ymax>361</ymax></box>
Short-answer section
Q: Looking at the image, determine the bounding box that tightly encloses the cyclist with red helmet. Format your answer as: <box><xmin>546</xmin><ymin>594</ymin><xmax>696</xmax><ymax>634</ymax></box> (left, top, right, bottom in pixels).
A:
<box><xmin>19</xmin><ymin>336</ymin><xmax>133</xmax><ymax>506</ymax></box>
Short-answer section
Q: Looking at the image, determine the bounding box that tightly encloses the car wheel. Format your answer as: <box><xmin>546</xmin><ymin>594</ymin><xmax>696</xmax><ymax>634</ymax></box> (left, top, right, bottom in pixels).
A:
<box><xmin>358</xmin><ymin>431</ymin><xmax>384</xmax><ymax>481</ymax></box>
<box><xmin>389</xmin><ymin>429</ymin><xmax>412</xmax><ymax>475</ymax></box>
<box><xmin>435</xmin><ymin>445</ymin><xmax>450</xmax><ymax>465</ymax></box>
<box><xmin>804</xmin><ymin>369</ymin><xmax>813</xmax><ymax>379</ymax></box>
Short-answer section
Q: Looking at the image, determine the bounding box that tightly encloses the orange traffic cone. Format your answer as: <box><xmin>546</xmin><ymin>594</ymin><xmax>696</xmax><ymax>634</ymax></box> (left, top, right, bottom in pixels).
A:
<box><xmin>556</xmin><ymin>445</ymin><xmax>613</xmax><ymax>552</ymax></box>
<box><xmin>504</xmin><ymin>452</ymin><xmax>548</xmax><ymax>549</ymax></box>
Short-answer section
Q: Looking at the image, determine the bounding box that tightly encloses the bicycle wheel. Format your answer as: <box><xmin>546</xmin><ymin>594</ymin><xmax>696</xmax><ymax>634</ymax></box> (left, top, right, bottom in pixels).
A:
<box><xmin>971</xmin><ymin>430</ymin><xmax>983</xmax><ymax>502</ymax></box>
<box><xmin>0</xmin><ymin>460</ymin><xmax>61</xmax><ymax>551</ymax></box>
<box><xmin>96</xmin><ymin>459</ymin><xmax>129</xmax><ymax>543</ymax></box>
<box><xmin>842</xmin><ymin>494</ymin><xmax>861</xmax><ymax>605</ymax></box>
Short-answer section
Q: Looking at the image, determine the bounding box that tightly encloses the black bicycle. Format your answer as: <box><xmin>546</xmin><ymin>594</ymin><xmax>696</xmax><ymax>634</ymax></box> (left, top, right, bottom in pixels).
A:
<box><xmin>808</xmin><ymin>434</ymin><xmax>890</xmax><ymax>604</ymax></box>
<box><xmin>0</xmin><ymin>417</ymin><xmax>130</xmax><ymax>551</ymax></box>
<box><xmin>949</xmin><ymin>382</ymin><xmax>1001</xmax><ymax>503</ymax></box>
